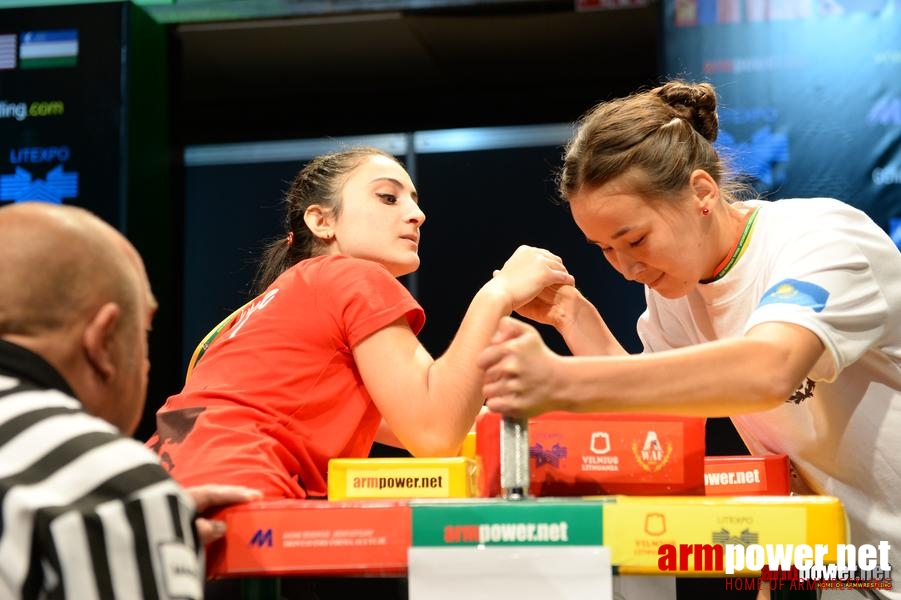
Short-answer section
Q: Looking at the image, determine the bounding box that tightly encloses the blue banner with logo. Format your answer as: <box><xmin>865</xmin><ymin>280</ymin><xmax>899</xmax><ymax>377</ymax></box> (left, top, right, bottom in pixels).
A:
<box><xmin>663</xmin><ymin>0</ymin><xmax>901</xmax><ymax>246</ymax></box>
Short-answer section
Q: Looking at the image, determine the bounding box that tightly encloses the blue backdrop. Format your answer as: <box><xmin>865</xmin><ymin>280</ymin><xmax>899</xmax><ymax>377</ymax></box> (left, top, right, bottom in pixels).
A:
<box><xmin>664</xmin><ymin>0</ymin><xmax>901</xmax><ymax>246</ymax></box>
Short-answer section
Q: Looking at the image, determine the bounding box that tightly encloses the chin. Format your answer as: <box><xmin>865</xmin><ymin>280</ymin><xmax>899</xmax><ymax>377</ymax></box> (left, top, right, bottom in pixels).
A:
<box><xmin>654</xmin><ymin>282</ymin><xmax>692</xmax><ymax>300</ymax></box>
<box><xmin>388</xmin><ymin>257</ymin><xmax>420</xmax><ymax>278</ymax></box>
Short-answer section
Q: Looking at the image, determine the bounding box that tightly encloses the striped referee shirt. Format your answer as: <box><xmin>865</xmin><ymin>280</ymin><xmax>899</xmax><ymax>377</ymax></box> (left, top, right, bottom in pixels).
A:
<box><xmin>0</xmin><ymin>340</ymin><xmax>202</xmax><ymax>599</ymax></box>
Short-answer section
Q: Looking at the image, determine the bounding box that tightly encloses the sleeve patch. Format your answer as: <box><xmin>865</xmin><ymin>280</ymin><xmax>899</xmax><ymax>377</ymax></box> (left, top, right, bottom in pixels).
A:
<box><xmin>758</xmin><ymin>279</ymin><xmax>829</xmax><ymax>313</ymax></box>
<box><xmin>158</xmin><ymin>542</ymin><xmax>202</xmax><ymax>599</ymax></box>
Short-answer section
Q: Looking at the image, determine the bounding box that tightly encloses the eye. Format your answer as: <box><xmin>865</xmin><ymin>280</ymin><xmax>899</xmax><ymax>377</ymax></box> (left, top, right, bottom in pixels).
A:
<box><xmin>377</xmin><ymin>193</ymin><xmax>397</xmax><ymax>204</ymax></box>
<box><xmin>629</xmin><ymin>236</ymin><xmax>646</xmax><ymax>248</ymax></box>
<box><xmin>597</xmin><ymin>244</ymin><xmax>613</xmax><ymax>254</ymax></box>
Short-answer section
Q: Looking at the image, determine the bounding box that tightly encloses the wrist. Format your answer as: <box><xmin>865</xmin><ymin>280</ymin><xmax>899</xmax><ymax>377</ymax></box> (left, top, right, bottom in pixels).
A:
<box><xmin>549</xmin><ymin>355</ymin><xmax>579</xmax><ymax>413</ymax></box>
<box><xmin>478</xmin><ymin>279</ymin><xmax>516</xmax><ymax>314</ymax></box>
<box><xmin>552</xmin><ymin>288</ymin><xmax>588</xmax><ymax>334</ymax></box>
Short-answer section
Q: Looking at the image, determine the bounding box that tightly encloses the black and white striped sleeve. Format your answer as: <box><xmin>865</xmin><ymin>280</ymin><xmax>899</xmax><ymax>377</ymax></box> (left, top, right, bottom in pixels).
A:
<box><xmin>0</xmin><ymin>385</ymin><xmax>202</xmax><ymax>599</ymax></box>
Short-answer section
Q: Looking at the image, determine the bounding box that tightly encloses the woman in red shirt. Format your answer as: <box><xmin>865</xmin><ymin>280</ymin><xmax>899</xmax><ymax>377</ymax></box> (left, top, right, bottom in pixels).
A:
<box><xmin>148</xmin><ymin>146</ymin><xmax>572</xmax><ymax>499</ymax></box>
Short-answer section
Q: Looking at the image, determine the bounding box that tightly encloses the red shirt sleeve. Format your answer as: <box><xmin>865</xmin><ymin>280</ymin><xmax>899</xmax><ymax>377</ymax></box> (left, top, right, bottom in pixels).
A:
<box><xmin>316</xmin><ymin>256</ymin><xmax>425</xmax><ymax>347</ymax></box>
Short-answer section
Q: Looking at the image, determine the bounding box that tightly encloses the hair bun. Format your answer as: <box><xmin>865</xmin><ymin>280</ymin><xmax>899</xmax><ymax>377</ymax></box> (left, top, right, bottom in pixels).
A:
<box><xmin>653</xmin><ymin>81</ymin><xmax>719</xmax><ymax>143</ymax></box>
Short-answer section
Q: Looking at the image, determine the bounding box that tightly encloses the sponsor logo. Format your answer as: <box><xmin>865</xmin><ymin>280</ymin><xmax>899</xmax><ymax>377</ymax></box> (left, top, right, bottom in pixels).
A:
<box><xmin>0</xmin><ymin>100</ymin><xmax>65</xmax><ymax>121</ymax></box>
<box><xmin>9</xmin><ymin>146</ymin><xmax>71</xmax><ymax>164</ymax></box>
<box><xmin>718</xmin><ymin>107</ymin><xmax>779</xmax><ymax>126</ymax></box>
<box><xmin>716</xmin><ymin>127</ymin><xmax>789</xmax><ymax>188</ymax></box>
<box><xmin>590</xmin><ymin>431</ymin><xmax>611</xmax><ymax>454</ymax></box>
<box><xmin>703</xmin><ymin>55</ymin><xmax>807</xmax><ymax>74</ymax></box>
<box><xmin>704</xmin><ymin>468</ymin><xmax>761</xmax><ymax>487</ymax></box>
<box><xmin>645</xmin><ymin>513</ymin><xmax>666</xmax><ymax>536</ymax></box>
<box><xmin>873</xmin><ymin>165</ymin><xmax>901</xmax><ymax>185</ymax></box>
<box><xmin>530</xmin><ymin>442</ymin><xmax>567</xmax><ymax>468</ymax></box>
<box><xmin>675</xmin><ymin>0</ymin><xmax>891</xmax><ymax>27</ymax></box>
<box><xmin>443</xmin><ymin>521</ymin><xmax>570</xmax><ymax>544</ymax></box>
<box><xmin>657</xmin><ymin>540</ymin><xmax>893</xmax><ymax>585</ymax></box>
<box><xmin>632</xmin><ymin>430</ymin><xmax>673</xmax><ymax>472</ymax></box>
<box><xmin>0</xmin><ymin>166</ymin><xmax>78</xmax><ymax>203</ymax></box>
<box><xmin>343</xmin><ymin>466</ymin><xmax>454</xmax><ymax>498</ymax></box>
<box><xmin>352</xmin><ymin>475</ymin><xmax>444</xmax><ymax>490</ymax></box>
<box><xmin>250</xmin><ymin>528</ymin><xmax>273</xmax><ymax>548</ymax></box>
<box><xmin>714</xmin><ymin>528</ymin><xmax>760</xmax><ymax>546</ymax></box>
<box><xmin>868</xmin><ymin>97</ymin><xmax>901</xmax><ymax>126</ymax></box>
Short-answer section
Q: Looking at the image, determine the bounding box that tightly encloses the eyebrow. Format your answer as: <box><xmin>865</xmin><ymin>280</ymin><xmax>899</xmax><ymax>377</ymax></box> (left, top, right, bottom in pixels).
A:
<box><xmin>585</xmin><ymin>225</ymin><xmax>634</xmax><ymax>245</ymax></box>
<box><xmin>372</xmin><ymin>177</ymin><xmax>418</xmax><ymax>202</ymax></box>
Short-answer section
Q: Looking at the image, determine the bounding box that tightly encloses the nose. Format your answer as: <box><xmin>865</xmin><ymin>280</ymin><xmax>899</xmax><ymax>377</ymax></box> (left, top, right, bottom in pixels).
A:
<box><xmin>612</xmin><ymin>251</ymin><xmax>646</xmax><ymax>281</ymax></box>
<box><xmin>406</xmin><ymin>199</ymin><xmax>426</xmax><ymax>225</ymax></box>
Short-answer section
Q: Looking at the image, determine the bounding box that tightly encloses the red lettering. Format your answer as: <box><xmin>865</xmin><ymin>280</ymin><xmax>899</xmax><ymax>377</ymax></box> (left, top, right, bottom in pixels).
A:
<box><xmin>658</xmin><ymin>544</ymin><xmax>677</xmax><ymax>571</ymax></box>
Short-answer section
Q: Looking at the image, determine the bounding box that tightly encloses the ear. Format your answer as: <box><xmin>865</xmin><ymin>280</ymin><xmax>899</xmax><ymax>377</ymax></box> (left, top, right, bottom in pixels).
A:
<box><xmin>689</xmin><ymin>169</ymin><xmax>719</xmax><ymax>212</ymax></box>
<box><xmin>303</xmin><ymin>204</ymin><xmax>336</xmax><ymax>241</ymax></box>
<box><xmin>82</xmin><ymin>302</ymin><xmax>121</xmax><ymax>382</ymax></box>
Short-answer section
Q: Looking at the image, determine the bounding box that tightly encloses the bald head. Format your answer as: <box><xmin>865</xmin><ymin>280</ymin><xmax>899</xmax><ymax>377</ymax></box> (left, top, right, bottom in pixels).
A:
<box><xmin>0</xmin><ymin>202</ymin><xmax>158</xmax><ymax>433</ymax></box>
<box><xmin>0</xmin><ymin>202</ymin><xmax>148</xmax><ymax>337</ymax></box>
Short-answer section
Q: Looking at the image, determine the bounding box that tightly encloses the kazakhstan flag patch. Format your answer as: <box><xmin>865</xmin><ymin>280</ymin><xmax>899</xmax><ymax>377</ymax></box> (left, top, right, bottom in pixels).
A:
<box><xmin>758</xmin><ymin>279</ymin><xmax>829</xmax><ymax>313</ymax></box>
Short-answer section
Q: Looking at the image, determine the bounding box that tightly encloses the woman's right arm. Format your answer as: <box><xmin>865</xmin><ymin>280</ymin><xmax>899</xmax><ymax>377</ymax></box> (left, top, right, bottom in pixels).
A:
<box><xmin>352</xmin><ymin>245</ymin><xmax>574</xmax><ymax>457</ymax></box>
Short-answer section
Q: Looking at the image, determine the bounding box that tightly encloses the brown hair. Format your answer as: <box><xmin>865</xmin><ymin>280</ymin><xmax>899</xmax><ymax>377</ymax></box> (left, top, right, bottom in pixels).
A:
<box><xmin>558</xmin><ymin>80</ymin><xmax>742</xmax><ymax>202</ymax></box>
<box><xmin>252</xmin><ymin>146</ymin><xmax>404</xmax><ymax>295</ymax></box>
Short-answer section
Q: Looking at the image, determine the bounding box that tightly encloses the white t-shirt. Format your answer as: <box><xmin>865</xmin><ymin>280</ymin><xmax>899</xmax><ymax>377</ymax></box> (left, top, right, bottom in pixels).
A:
<box><xmin>638</xmin><ymin>198</ymin><xmax>901</xmax><ymax>596</ymax></box>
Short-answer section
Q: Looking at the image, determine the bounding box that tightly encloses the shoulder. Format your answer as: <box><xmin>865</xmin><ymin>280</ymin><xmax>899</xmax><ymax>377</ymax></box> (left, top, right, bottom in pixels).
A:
<box><xmin>757</xmin><ymin>197</ymin><xmax>869</xmax><ymax>223</ymax></box>
<box><xmin>307</xmin><ymin>255</ymin><xmax>402</xmax><ymax>293</ymax></box>
<box><xmin>753</xmin><ymin>198</ymin><xmax>889</xmax><ymax>242</ymax></box>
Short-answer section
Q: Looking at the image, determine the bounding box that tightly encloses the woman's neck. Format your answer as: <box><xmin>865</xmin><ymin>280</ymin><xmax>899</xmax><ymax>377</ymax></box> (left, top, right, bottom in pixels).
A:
<box><xmin>701</xmin><ymin>204</ymin><xmax>756</xmax><ymax>283</ymax></box>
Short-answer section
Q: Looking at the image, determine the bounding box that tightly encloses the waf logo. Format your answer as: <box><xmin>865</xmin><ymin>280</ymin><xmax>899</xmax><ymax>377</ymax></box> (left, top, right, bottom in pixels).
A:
<box><xmin>632</xmin><ymin>430</ymin><xmax>673</xmax><ymax>472</ymax></box>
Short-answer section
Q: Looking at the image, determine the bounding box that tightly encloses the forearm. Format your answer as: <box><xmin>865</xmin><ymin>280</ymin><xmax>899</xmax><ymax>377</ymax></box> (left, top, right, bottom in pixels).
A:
<box><xmin>553</xmin><ymin>338</ymin><xmax>800</xmax><ymax>417</ymax></box>
<box><xmin>556</xmin><ymin>295</ymin><xmax>628</xmax><ymax>357</ymax></box>
<box><xmin>418</xmin><ymin>281</ymin><xmax>513</xmax><ymax>452</ymax></box>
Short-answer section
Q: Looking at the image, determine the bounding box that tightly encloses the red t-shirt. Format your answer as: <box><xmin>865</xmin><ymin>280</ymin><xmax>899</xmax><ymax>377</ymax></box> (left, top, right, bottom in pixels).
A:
<box><xmin>147</xmin><ymin>255</ymin><xmax>425</xmax><ymax>498</ymax></box>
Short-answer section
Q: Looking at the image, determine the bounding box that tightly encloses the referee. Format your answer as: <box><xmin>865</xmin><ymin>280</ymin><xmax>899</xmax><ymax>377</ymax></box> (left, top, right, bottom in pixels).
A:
<box><xmin>0</xmin><ymin>203</ymin><xmax>259</xmax><ymax>599</ymax></box>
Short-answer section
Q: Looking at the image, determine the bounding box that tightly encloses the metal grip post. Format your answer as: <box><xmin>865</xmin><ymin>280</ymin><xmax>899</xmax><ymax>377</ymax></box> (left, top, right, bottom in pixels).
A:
<box><xmin>500</xmin><ymin>416</ymin><xmax>529</xmax><ymax>499</ymax></box>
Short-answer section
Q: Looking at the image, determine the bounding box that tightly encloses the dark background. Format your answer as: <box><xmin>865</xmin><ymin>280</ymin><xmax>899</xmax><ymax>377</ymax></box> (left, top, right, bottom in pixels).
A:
<box><xmin>0</xmin><ymin>0</ymin><xmax>760</xmax><ymax>473</ymax></box>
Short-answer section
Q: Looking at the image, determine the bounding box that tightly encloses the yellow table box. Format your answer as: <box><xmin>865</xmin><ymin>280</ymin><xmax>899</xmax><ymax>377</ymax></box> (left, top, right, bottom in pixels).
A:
<box><xmin>598</xmin><ymin>495</ymin><xmax>849</xmax><ymax>576</ymax></box>
<box><xmin>458</xmin><ymin>431</ymin><xmax>477</xmax><ymax>459</ymax></box>
<box><xmin>328</xmin><ymin>457</ymin><xmax>481</xmax><ymax>500</ymax></box>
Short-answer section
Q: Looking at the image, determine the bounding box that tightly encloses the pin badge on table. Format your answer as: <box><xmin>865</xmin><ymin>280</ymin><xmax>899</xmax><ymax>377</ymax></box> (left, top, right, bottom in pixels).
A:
<box><xmin>500</xmin><ymin>416</ymin><xmax>529</xmax><ymax>499</ymax></box>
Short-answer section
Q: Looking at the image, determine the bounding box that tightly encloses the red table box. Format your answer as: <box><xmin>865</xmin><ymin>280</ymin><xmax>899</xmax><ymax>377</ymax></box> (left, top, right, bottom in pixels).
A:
<box><xmin>207</xmin><ymin>499</ymin><xmax>411</xmax><ymax>578</ymax></box>
<box><xmin>476</xmin><ymin>412</ymin><xmax>705</xmax><ymax>497</ymax></box>
<box><xmin>703</xmin><ymin>454</ymin><xmax>791</xmax><ymax>496</ymax></box>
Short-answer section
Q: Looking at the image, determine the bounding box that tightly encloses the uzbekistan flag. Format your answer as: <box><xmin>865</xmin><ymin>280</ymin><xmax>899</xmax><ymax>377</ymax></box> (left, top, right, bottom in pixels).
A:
<box><xmin>19</xmin><ymin>29</ymin><xmax>78</xmax><ymax>69</ymax></box>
